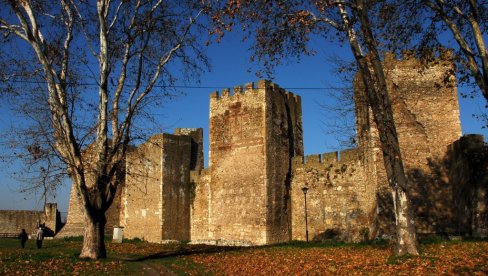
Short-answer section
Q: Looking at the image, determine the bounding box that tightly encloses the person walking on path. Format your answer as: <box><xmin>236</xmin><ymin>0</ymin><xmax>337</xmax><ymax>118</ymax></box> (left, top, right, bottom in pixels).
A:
<box><xmin>35</xmin><ymin>226</ymin><xmax>44</xmax><ymax>249</ymax></box>
<box><xmin>18</xmin><ymin>229</ymin><xmax>28</xmax><ymax>248</ymax></box>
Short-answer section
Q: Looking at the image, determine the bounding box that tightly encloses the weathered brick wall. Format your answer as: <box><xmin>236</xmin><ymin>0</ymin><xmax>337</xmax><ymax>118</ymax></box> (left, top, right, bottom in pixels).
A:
<box><xmin>445</xmin><ymin>135</ymin><xmax>488</xmax><ymax>237</ymax></box>
<box><xmin>174</xmin><ymin>128</ymin><xmax>204</xmax><ymax>171</ymax></box>
<box><xmin>123</xmin><ymin>133</ymin><xmax>192</xmax><ymax>242</ymax></box>
<box><xmin>291</xmin><ymin>149</ymin><xmax>377</xmax><ymax>242</ymax></box>
<box><xmin>0</xmin><ymin>203</ymin><xmax>60</xmax><ymax>237</ymax></box>
<box><xmin>355</xmin><ymin>49</ymin><xmax>463</xmax><ymax>235</ymax></box>
<box><xmin>190</xmin><ymin>169</ymin><xmax>211</xmax><ymax>241</ymax></box>
<box><xmin>208</xmin><ymin>82</ymin><xmax>268</xmax><ymax>245</ymax></box>
<box><xmin>123</xmin><ymin>134</ymin><xmax>163</xmax><ymax>242</ymax></box>
<box><xmin>263</xmin><ymin>81</ymin><xmax>303</xmax><ymax>243</ymax></box>
<box><xmin>161</xmin><ymin>133</ymin><xmax>192</xmax><ymax>241</ymax></box>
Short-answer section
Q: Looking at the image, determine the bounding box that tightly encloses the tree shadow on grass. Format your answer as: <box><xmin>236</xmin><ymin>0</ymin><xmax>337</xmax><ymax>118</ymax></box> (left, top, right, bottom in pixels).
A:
<box><xmin>118</xmin><ymin>244</ymin><xmax>245</xmax><ymax>262</ymax></box>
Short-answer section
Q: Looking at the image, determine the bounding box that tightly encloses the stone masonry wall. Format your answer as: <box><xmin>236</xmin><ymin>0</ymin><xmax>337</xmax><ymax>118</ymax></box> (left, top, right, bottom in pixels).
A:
<box><xmin>161</xmin><ymin>132</ymin><xmax>192</xmax><ymax>241</ymax></box>
<box><xmin>263</xmin><ymin>81</ymin><xmax>303</xmax><ymax>243</ymax></box>
<box><xmin>43</xmin><ymin>203</ymin><xmax>61</xmax><ymax>235</ymax></box>
<box><xmin>445</xmin><ymin>135</ymin><xmax>488</xmax><ymax>237</ymax></box>
<box><xmin>207</xmin><ymin>82</ymin><xmax>268</xmax><ymax>245</ymax></box>
<box><xmin>204</xmin><ymin>80</ymin><xmax>303</xmax><ymax>245</ymax></box>
<box><xmin>0</xmin><ymin>203</ymin><xmax>60</xmax><ymax>237</ymax></box>
<box><xmin>291</xmin><ymin>149</ymin><xmax>376</xmax><ymax>242</ymax></box>
<box><xmin>174</xmin><ymin>128</ymin><xmax>204</xmax><ymax>171</ymax></box>
<box><xmin>123</xmin><ymin>133</ymin><xmax>192</xmax><ymax>242</ymax></box>
<box><xmin>123</xmin><ymin>134</ymin><xmax>165</xmax><ymax>242</ymax></box>
<box><xmin>190</xmin><ymin>169</ymin><xmax>211</xmax><ymax>241</ymax></box>
<box><xmin>0</xmin><ymin>211</ymin><xmax>44</xmax><ymax>237</ymax></box>
<box><xmin>355</xmin><ymin>49</ymin><xmax>463</xmax><ymax>235</ymax></box>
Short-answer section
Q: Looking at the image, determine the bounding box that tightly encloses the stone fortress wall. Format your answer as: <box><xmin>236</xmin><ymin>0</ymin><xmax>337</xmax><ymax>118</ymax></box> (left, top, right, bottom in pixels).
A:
<box><xmin>58</xmin><ymin>49</ymin><xmax>487</xmax><ymax>244</ymax></box>
<box><xmin>354</xmin><ymin>49</ymin><xmax>472</xmax><ymax>237</ymax></box>
<box><xmin>190</xmin><ymin>80</ymin><xmax>303</xmax><ymax>245</ymax></box>
<box><xmin>288</xmin><ymin>49</ymin><xmax>485</xmax><ymax>243</ymax></box>
<box><xmin>0</xmin><ymin>203</ymin><xmax>61</xmax><ymax>237</ymax></box>
<box><xmin>290</xmin><ymin>149</ymin><xmax>376</xmax><ymax>242</ymax></box>
<box><xmin>122</xmin><ymin>133</ymin><xmax>194</xmax><ymax>242</ymax></box>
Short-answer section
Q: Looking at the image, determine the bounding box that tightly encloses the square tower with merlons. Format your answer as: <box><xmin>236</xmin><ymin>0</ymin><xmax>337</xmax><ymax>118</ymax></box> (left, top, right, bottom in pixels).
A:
<box><xmin>205</xmin><ymin>80</ymin><xmax>303</xmax><ymax>245</ymax></box>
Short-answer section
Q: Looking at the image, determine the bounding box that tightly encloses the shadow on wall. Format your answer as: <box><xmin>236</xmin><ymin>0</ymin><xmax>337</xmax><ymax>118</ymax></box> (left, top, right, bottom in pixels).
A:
<box><xmin>310</xmin><ymin>195</ymin><xmax>376</xmax><ymax>243</ymax></box>
<box><xmin>375</xmin><ymin>135</ymin><xmax>488</xmax><ymax>238</ymax></box>
<box><xmin>43</xmin><ymin>226</ymin><xmax>56</xmax><ymax>237</ymax></box>
<box><xmin>375</xmin><ymin>187</ymin><xmax>396</xmax><ymax>239</ymax></box>
<box><xmin>312</xmin><ymin>226</ymin><xmax>371</xmax><ymax>243</ymax></box>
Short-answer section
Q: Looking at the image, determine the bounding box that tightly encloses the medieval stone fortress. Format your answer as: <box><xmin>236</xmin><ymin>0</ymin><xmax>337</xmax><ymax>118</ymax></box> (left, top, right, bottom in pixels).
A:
<box><xmin>6</xmin><ymin>49</ymin><xmax>484</xmax><ymax>244</ymax></box>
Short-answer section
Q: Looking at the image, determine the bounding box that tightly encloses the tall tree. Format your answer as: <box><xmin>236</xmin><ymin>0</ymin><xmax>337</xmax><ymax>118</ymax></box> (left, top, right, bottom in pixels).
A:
<box><xmin>214</xmin><ymin>0</ymin><xmax>419</xmax><ymax>255</ymax></box>
<box><xmin>0</xmin><ymin>0</ymin><xmax>208</xmax><ymax>259</ymax></box>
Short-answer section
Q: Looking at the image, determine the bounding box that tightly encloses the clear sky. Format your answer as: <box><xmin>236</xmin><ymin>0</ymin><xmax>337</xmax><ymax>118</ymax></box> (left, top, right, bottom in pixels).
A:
<box><xmin>0</xmin><ymin>27</ymin><xmax>487</xmax><ymax>214</ymax></box>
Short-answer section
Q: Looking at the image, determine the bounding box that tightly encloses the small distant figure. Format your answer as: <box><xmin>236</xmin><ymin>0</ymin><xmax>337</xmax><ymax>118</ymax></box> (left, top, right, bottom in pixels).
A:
<box><xmin>18</xmin><ymin>229</ymin><xmax>28</xmax><ymax>249</ymax></box>
<box><xmin>36</xmin><ymin>226</ymin><xmax>44</xmax><ymax>249</ymax></box>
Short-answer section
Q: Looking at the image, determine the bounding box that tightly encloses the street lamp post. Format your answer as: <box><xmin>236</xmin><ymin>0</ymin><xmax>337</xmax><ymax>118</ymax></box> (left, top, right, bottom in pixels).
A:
<box><xmin>302</xmin><ymin>186</ymin><xmax>309</xmax><ymax>242</ymax></box>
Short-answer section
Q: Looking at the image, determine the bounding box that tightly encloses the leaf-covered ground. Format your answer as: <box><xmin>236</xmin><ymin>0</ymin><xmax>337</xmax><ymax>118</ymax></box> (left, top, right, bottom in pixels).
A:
<box><xmin>1</xmin><ymin>237</ymin><xmax>487</xmax><ymax>275</ymax></box>
<box><xmin>183</xmin><ymin>241</ymin><xmax>488</xmax><ymax>275</ymax></box>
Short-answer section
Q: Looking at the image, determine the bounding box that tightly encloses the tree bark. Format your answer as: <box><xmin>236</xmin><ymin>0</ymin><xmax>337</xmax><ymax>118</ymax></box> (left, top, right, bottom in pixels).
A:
<box><xmin>355</xmin><ymin>0</ymin><xmax>419</xmax><ymax>256</ymax></box>
<box><xmin>392</xmin><ymin>186</ymin><xmax>419</xmax><ymax>255</ymax></box>
<box><xmin>338</xmin><ymin>0</ymin><xmax>419</xmax><ymax>255</ymax></box>
<box><xmin>79</xmin><ymin>210</ymin><xmax>107</xmax><ymax>259</ymax></box>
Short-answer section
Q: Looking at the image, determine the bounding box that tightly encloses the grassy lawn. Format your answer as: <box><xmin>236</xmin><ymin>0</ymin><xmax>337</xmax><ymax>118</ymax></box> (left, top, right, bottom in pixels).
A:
<box><xmin>1</xmin><ymin>237</ymin><xmax>487</xmax><ymax>275</ymax></box>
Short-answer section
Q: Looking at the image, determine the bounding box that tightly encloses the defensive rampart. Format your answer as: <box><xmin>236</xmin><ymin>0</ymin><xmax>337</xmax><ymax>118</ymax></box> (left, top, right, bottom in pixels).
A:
<box><xmin>291</xmin><ymin>149</ymin><xmax>376</xmax><ymax>242</ymax></box>
<box><xmin>0</xmin><ymin>203</ymin><xmax>60</xmax><ymax>237</ymax></box>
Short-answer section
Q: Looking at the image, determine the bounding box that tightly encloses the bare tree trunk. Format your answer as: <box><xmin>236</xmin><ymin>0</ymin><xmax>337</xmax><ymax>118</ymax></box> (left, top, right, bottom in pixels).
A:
<box><xmin>392</xmin><ymin>187</ymin><xmax>419</xmax><ymax>255</ymax></box>
<box><xmin>80</xmin><ymin>210</ymin><xmax>107</xmax><ymax>259</ymax></box>
<box><xmin>338</xmin><ymin>0</ymin><xmax>419</xmax><ymax>255</ymax></box>
<box><xmin>356</xmin><ymin>0</ymin><xmax>419</xmax><ymax>256</ymax></box>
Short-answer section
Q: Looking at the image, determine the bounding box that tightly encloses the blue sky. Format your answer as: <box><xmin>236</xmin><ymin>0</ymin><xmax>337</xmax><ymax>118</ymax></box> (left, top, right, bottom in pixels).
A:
<box><xmin>0</xmin><ymin>27</ymin><xmax>487</xmax><ymax>214</ymax></box>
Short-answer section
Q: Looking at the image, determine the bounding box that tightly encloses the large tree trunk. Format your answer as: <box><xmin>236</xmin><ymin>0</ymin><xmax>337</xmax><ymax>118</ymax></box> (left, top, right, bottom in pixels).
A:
<box><xmin>80</xmin><ymin>211</ymin><xmax>107</xmax><ymax>259</ymax></box>
<box><xmin>372</xmin><ymin>92</ymin><xmax>419</xmax><ymax>256</ymax></box>
<box><xmin>338</xmin><ymin>0</ymin><xmax>419</xmax><ymax>255</ymax></box>
<box><xmin>372</xmin><ymin>93</ymin><xmax>419</xmax><ymax>256</ymax></box>
<box><xmin>392</xmin><ymin>186</ymin><xmax>419</xmax><ymax>255</ymax></box>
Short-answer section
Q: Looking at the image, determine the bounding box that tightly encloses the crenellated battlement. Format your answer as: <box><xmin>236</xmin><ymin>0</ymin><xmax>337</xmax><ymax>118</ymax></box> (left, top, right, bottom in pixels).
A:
<box><xmin>60</xmin><ymin>53</ymin><xmax>486</xmax><ymax>245</ymax></box>
<box><xmin>292</xmin><ymin>148</ymin><xmax>363</xmax><ymax>169</ymax></box>
<box><xmin>384</xmin><ymin>47</ymin><xmax>454</xmax><ymax>68</ymax></box>
<box><xmin>209</xmin><ymin>79</ymin><xmax>301</xmax><ymax>104</ymax></box>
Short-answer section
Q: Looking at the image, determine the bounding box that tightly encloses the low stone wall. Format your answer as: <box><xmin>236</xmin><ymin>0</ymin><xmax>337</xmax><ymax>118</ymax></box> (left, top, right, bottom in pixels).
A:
<box><xmin>291</xmin><ymin>149</ymin><xmax>377</xmax><ymax>242</ymax></box>
<box><xmin>0</xmin><ymin>203</ymin><xmax>60</xmax><ymax>237</ymax></box>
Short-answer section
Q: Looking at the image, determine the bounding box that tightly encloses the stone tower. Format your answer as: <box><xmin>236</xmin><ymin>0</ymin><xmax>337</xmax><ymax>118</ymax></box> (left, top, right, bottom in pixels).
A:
<box><xmin>203</xmin><ymin>80</ymin><xmax>303</xmax><ymax>245</ymax></box>
<box><xmin>355</xmin><ymin>49</ymin><xmax>462</xmax><ymax>235</ymax></box>
<box><xmin>122</xmin><ymin>129</ymin><xmax>203</xmax><ymax>242</ymax></box>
